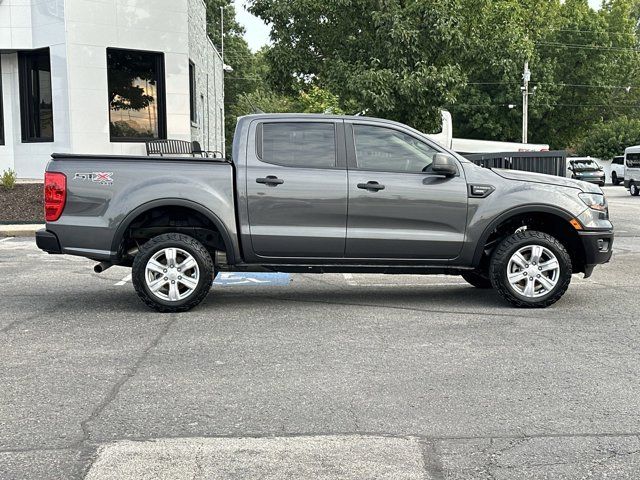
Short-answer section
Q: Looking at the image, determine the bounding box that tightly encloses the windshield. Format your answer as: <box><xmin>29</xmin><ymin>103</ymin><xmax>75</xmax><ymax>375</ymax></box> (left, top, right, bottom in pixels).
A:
<box><xmin>570</xmin><ymin>160</ymin><xmax>599</xmax><ymax>170</ymax></box>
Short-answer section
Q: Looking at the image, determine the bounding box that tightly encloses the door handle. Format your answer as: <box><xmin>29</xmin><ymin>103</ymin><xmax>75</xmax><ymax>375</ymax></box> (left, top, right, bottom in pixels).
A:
<box><xmin>256</xmin><ymin>175</ymin><xmax>284</xmax><ymax>186</ymax></box>
<box><xmin>357</xmin><ymin>181</ymin><xmax>385</xmax><ymax>192</ymax></box>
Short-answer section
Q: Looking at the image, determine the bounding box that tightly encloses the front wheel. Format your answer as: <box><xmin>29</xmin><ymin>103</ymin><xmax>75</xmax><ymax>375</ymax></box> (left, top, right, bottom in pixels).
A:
<box><xmin>631</xmin><ymin>182</ymin><xmax>640</xmax><ymax>196</ymax></box>
<box><xmin>132</xmin><ymin>233</ymin><xmax>214</xmax><ymax>312</ymax></box>
<box><xmin>489</xmin><ymin>230</ymin><xmax>572</xmax><ymax>308</ymax></box>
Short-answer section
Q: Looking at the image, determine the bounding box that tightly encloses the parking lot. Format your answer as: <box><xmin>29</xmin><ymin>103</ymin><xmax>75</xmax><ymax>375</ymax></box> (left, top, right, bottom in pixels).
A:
<box><xmin>1</xmin><ymin>186</ymin><xmax>639</xmax><ymax>479</ymax></box>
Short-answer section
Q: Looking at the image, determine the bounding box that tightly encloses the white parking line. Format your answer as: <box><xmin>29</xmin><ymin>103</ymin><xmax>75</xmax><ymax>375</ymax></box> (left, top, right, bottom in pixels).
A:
<box><xmin>114</xmin><ymin>274</ymin><xmax>132</xmax><ymax>286</ymax></box>
<box><xmin>0</xmin><ymin>237</ymin><xmax>14</xmax><ymax>243</ymax></box>
<box><xmin>343</xmin><ymin>273</ymin><xmax>357</xmax><ymax>286</ymax></box>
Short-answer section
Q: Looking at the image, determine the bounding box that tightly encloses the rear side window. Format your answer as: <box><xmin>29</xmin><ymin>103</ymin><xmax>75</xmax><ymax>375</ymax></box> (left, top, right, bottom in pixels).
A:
<box><xmin>613</xmin><ymin>157</ymin><xmax>623</xmax><ymax>165</ymax></box>
<box><xmin>259</xmin><ymin>122</ymin><xmax>336</xmax><ymax>168</ymax></box>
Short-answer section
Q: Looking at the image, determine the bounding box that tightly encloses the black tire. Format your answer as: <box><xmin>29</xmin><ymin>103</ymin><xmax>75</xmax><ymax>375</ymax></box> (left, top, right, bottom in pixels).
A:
<box><xmin>132</xmin><ymin>233</ymin><xmax>214</xmax><ymax>312</ymax></box>
<box><xmin>461</xmin><ymin>270</ymin><xmax>493</xmax><ymax>289</ymax></box>
<box><xmin>489</xmin><ymin>230</ymin><xmax>572</xmax><ymax>308</ymax></box>
<box><xmin>612</xmin><ymin>172</ymin><xmax>619</xmax><ymax>186</ymax></box>
<box><xmin>631</xmin><ymin>182</ymin><xmax>640</xmax><ymax>196</ymax></box>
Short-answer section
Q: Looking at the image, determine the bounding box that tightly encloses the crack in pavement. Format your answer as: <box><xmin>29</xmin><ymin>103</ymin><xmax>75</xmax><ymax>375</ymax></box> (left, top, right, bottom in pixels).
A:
<box><xmin>72</xmin><ymin>314</ymin><xmax>179</xmax><ymax>479</ymax></box>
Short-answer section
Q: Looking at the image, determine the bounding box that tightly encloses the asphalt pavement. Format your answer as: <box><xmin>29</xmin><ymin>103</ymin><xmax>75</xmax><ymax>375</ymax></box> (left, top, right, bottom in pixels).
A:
<box><xmin>1</xmin><ymin>186</ymin><xmax>639</xmax><ymax>479</ymax></box>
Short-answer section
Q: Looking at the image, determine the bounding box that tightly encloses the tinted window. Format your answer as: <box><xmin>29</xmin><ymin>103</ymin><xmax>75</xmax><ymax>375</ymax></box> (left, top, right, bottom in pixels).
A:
<box><xmin>353</xmin><ymin>125</ymin><xmax>438</xmax><ymax>172</ymax></box>
<box><xmin>107</xmin><ymin>48</ymin><xmax>166</xmax><ymax>141</ymax></box>
<box><xmin>261</xmin><ymin>122</ymin><xmax>336</xmax><ymax>168</ymax></box>
<box><xmin>18</xmin><ymin>48</ymin><xmax>53</xmax><ymax>142</ymax></box>
<box><xmin>613</xmin><ymin>157</ymin><xmax>623</xmax><ymax>165</ymax></box>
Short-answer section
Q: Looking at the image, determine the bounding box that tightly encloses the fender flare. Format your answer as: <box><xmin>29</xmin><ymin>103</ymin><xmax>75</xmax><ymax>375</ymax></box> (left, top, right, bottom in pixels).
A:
<box><xmin>472</xmin><ymin>204</ymin><xmax>576</xmax><ymax>266</ymax></box>
<box><xmin>111</xmin><ymin>198</ymin><xmax>237</xmax><ymax>264</ymax></box>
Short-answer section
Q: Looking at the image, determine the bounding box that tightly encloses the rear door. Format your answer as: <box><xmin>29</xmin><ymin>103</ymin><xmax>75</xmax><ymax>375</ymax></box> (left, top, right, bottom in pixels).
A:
<box><xmin>245</xmin><ymin>119</ymin><xmax>348</xmax><ymax>259</ymax></box>
<box><xmin>345</xmin><ymin>121</ymin><xmax>468</xmax><ymax>260</ymax></box>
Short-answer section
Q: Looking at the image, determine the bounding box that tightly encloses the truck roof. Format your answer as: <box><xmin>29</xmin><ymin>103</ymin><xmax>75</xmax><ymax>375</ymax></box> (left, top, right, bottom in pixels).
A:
<box><xmin>239</xmin><ymin>113</ymin><xmax>417</xmax><ymax>129</ymax></box>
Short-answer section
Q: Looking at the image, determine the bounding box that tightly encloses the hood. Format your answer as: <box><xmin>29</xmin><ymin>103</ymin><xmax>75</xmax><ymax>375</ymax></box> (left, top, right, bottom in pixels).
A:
<box><xmin>492</xmin><ymin>168</ymin><xmax>601</xmax><ymax>193</ymax></box>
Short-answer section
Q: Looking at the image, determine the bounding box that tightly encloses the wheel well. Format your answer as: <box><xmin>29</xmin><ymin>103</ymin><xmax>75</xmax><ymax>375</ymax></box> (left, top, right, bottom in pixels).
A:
<box><xmin>118</xmin><ymin>206</ymin><xmax>227</xmax><ymax>265</ymax></box>
<box><xmin>478</xmin><ymin>212</ymin><xmax>586</xmax><ymax>273</ymax></box>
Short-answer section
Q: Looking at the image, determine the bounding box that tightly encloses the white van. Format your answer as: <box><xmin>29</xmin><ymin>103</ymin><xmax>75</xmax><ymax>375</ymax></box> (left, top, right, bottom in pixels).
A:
<box><xmin>624</xmin><ymin>145</ymin><xmax>640</xmax><ymax>196</ymax></box>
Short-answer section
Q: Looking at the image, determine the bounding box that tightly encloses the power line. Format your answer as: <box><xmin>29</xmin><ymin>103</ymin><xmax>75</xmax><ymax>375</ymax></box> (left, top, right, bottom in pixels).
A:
<box><xmin>535</xmin><ymin>41</ymin><xmax>640</xmax><ymax>53</ymax></box>
<box><xmin>545</xmin><ymin>27</ymin><xmax>639</xmax><ymax>38</ymax></box>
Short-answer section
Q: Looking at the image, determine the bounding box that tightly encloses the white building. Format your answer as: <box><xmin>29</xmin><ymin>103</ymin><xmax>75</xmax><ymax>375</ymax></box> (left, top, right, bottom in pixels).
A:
<box><xmin>0</xmin><ymin>0</ymin><xmax>224</xmax><ymax>179</ymax></box>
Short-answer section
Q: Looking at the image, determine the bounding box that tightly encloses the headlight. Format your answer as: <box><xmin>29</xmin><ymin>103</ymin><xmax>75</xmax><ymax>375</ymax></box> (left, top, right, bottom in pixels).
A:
<box><xmin>579</xmin><ymin>192</ymin><xmax>607</xmax><ymax>212</ymax></box>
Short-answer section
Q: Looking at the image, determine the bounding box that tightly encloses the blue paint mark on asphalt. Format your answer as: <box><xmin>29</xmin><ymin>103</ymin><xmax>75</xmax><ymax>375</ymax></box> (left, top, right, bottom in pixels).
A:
<box><xmin>213</xmin><ymin>272</ymin><xmax>291</xmax><ymax>286</ymax></box>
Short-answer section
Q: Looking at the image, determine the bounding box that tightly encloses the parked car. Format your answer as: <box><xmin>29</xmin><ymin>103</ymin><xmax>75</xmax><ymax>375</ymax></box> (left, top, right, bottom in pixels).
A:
<box><xmin>611</xmin><ymin>155</ymin><xmax>625</xmax><ymax>186</ymax></box>
<box><xmin>566</xmin><ymin>157</ymin><xmax>606</xmax><ymax>186</ymax></box>
<box><xmin>624</xmin><ymin>145</ymin><xmax>640</xmax><ymax>196</ymax></box>
<box><xmin>37</xmin><ymin>114</ymin><xmax>614</xmax><ymax>312</ymax></box>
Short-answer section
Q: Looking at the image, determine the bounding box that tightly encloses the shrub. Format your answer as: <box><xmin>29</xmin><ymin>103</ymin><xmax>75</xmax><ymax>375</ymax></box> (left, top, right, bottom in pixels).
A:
<box><xmin>1</xmin><ymin>169</ymin><xmax>17</xmax><ymax>190</ymax></box>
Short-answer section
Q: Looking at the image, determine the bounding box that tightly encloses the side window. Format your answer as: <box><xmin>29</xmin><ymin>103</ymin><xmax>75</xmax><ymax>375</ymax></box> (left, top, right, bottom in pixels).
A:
<box><xmin>259</xmin><ymin>122</ymin><xmax>336</xmax><ymax>168</ymax></box>
<box><xmin>353</xmin><ymin>124</ymin><xmax>438</xmax><ymax>173</ymax></box>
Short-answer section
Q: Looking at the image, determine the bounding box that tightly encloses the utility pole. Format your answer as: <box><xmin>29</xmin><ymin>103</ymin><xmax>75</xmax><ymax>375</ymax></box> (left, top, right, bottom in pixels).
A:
<box><xmin>220</xmin><ymin>6</ymin><xmax>224</xmax><ymax>66</ymax></box>
<box><xmin>522</xmin><ymin>61</ymin><xmax>530</xmax><ymax>144</ymax></box>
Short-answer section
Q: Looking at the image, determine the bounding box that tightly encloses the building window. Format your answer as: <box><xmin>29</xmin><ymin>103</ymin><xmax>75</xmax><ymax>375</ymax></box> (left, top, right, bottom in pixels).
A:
<box><xmin>107</xmin><ymin>48</ymin><xmax>166</xmax><ymax>141</ymax></box>
<box><xmin>189</xmin><ymin>61</ymin><xmax>197</xmax><ymax>124</ymax></box>
<box><xmin>18</xmin><ymin>48</ymin><xmax>54</xmax><ymax>143</ymax></box>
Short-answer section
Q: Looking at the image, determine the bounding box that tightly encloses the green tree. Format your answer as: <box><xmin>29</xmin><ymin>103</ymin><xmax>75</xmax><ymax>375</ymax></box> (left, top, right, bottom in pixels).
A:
<box><xmin>576</xmin><ymin>116</ymin><xmax>640</xmax><ymax>159</ymax></box>
<box><xmin>248</xmin><ymin>0</ymin><xmax>640</xmax><ymax>149</ymax></box>
<box><xmin>249</xmin><ymin>0</ymin><xmax>468</xmax><ymax>132</ymax></box>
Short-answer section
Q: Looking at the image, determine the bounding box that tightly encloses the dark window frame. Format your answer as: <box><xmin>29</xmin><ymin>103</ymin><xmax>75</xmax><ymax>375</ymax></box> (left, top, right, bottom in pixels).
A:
<box><xmin>18</xmin><ymin>48</ymin><xmax>54</xmax><ymax>143</ymax></box>
<box><xmin>107</xmin><ymin>47</ymin><xmax>167</xmax><ymax>143</ymax></box>
<box><xmin>0</xmin><ymin>60</ymin><xmax>4</xmax><ymax>146</ymax></box>
<box><xmin>189</xmin><ymin>60</ymin><xmax>197</xmax><ymax>124</ymax></box>
<box><xmin>255</xmin><ymin>121</ymin><xmax>340</xmax><ymax>170</ymax></box>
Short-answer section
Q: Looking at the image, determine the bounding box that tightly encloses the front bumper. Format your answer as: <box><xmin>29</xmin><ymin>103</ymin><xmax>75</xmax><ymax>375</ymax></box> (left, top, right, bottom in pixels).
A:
<box><xmin>35</xmin><ymin>229</ymin><xmax>62</xmax><ymax>254</ymax></box>
<box><xmin>575</xmin><ymin>175</ymin><xmax>605</xmax><ymax>184</ymax></box>
<box><xmin>578</xmin><ymin>230</ymin><xmax>613</xmax><ymax>278</ymax></box>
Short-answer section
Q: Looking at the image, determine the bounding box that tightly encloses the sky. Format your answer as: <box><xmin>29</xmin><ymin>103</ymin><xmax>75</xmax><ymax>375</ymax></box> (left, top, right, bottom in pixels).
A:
<box><xmin>233</xmin><ymin>0</ymin><xmax>271</xmax><ymax>52</ymax></box>
<box><xmin>234</xmin><ymin>0</ymin><xmax>603</xmax><ymax>52</ymax></box>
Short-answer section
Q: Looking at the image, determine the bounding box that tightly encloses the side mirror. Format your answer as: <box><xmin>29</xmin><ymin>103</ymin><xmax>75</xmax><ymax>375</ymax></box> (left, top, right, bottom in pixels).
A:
<box><xmin>432</xmin><ymin>153</ymin><xmax>458</xmax><ymax>177</ymax></box>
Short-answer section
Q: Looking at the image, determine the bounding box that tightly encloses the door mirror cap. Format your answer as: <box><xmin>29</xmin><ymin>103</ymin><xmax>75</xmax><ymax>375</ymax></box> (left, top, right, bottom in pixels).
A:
<box><xmin>432</xmin><ymin>153</ymin><xmax>458</xmax><ymax>177</ymax></box>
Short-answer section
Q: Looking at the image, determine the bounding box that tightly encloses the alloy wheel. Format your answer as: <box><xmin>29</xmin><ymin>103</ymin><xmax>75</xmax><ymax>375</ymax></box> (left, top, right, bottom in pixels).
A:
<box><xmin>506</xmin><ymin>244</ymin><xmax>560</xmax><ymax>298</ymax></box>
<box><xmin>144</xmin><ymin>247</ymin><xmax>200</xmax><ymax>301</ymax></box>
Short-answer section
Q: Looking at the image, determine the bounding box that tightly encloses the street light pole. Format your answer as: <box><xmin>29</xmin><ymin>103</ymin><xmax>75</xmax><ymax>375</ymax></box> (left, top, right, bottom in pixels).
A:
<box><xmin>522</xmin><ymin>61</ymin><xmax>530</xmax><ymax>144</ymax></box>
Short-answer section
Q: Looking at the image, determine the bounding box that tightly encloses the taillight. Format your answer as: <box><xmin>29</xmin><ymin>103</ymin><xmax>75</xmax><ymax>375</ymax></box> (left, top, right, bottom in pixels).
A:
<box><xmin>44</xmin><ymin>172</ymin><xmax>66</xmax><ymax>222</ymax></box>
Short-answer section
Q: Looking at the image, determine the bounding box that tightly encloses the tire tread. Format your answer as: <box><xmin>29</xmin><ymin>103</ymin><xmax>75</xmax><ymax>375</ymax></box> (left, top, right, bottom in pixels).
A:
<box><xmin>131</xmin><ymin>233</ymin><xmax>213</xmax><ymax>313</ymax></box>
<box><xmin>489</xmin><ymin>230</ymin><xmax>572</xmax><ymax>308</ymax></box>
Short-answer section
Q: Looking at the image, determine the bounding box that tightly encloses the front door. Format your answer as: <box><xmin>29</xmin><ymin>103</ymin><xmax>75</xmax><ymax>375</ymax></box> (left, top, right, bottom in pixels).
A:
<box><xmin>345</xmin><ymin>122</ymin><xmax>468</xmax><ymax>260</ymax></box>
<box><xmin>246</xmin><ymin>120</ymin><xmax>348</xmax><ymax>259</ymax></box>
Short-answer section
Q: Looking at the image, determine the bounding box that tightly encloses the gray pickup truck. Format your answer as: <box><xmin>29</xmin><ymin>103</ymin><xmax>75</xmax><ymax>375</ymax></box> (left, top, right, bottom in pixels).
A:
<box><xmin>37</xmin><ymin>114</ymin><xmax>613</xmax><ymax>312</ymax></box>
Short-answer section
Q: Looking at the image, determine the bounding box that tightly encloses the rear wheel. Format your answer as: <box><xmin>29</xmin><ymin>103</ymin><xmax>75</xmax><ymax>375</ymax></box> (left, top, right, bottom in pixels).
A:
<box><xmin>631</xmin><ymin>182</ymin><xmax>640</xmax><ymax>196</ymax></box>
<box><xmin>132</xmin><ymin>233</ymin><xmax>214</xmax><ymax>312</ymax></box>
<box><xmin>612</xmin><ymin>171</ymin><xmax>619</xmax><ymax>186</ymax></box>
<box><xmin>461</xmin><ymin>270</ymin><xmax>493</xmax><ymax>289</ymax></box>
<box><xmin>489</xmin><ymin>230</ymin><xmax>572</xmax><ymax>308</ymax></box>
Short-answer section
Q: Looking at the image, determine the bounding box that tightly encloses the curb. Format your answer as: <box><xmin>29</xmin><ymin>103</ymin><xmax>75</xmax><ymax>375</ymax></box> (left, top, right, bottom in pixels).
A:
<box><xmin>0</xmin><ymin>224</ymin><xmax>44</xmax><ymax>237</ymax></box>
